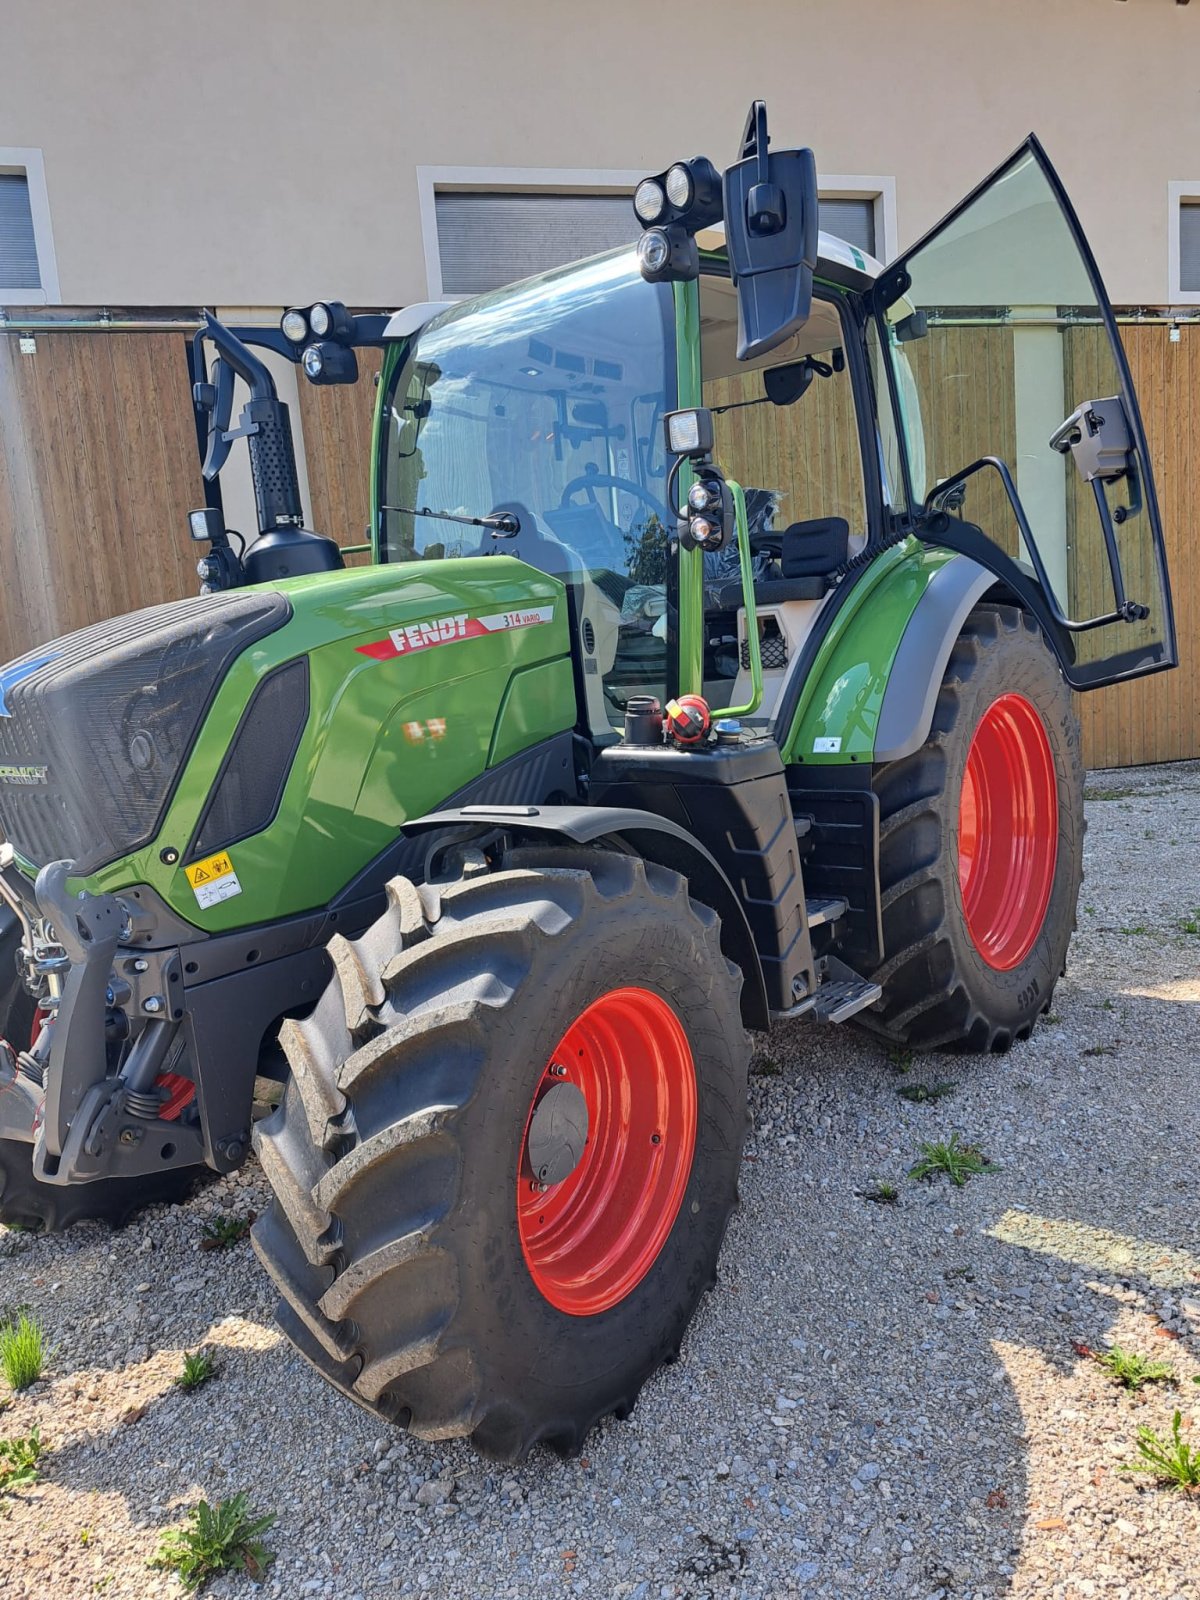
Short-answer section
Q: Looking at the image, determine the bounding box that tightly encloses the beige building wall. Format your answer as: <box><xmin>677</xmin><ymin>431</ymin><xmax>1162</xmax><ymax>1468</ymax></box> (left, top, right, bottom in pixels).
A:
<box><xmin>2</xmin><ymin>0</ymin><xmax>1199</xmax><ymax>312</ymax></box>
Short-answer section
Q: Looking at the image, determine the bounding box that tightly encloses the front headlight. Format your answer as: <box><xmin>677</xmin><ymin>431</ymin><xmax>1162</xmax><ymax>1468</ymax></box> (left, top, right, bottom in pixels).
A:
<box><xmin>302</xmin><ymin>345</ymin><xmax>324</xmax><ymax>379</ymax></box>
<box><xmin>308</xmin><ymin>302</ymin><xmax>333</xmax><ymax>338</ymax></box>
<box><xmin>281</xmin><ymin>309</ymin><xmax>309</xmax><ymax>344</ymax></box>
<box><xmin>634</xmin><ymin>179</ymin><xmax>667</xmax><ymax>225</ymax></box>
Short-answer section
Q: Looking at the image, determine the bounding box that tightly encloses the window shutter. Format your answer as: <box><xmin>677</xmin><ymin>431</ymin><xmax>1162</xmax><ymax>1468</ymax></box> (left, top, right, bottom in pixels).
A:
<box><xmin>818</xmin><ymin>197</ymin><xmax>876</xmax><ymax>258</ymax></box>
<box><xmin>0</xmin><ymin>174</ymin><xmax>41</xmax><ymax>292</ymax></box>
<box><xmin>1180</xmin><ymin>201</ymin><xmax>1200</xmax><ymax>294</ymax></box>
<box><xmin>435</xmin><ymin>192</ymin><xmax>634</xmax><ymax>296</ymax></box>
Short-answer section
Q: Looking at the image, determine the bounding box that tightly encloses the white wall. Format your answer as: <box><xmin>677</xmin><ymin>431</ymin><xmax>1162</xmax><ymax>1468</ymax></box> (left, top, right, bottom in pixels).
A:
<box><xmin>1</xmin><ymin>0</ymin><xmax>1198</xmax><ymax>310</ymax></box>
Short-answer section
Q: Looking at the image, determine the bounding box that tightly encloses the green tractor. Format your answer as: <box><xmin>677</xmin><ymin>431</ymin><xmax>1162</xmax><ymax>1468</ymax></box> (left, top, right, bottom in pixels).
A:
<box><xmin>0</xmin><ymin>106</ymin><xmax>1176</xmax><ymax>1459</ymax></box>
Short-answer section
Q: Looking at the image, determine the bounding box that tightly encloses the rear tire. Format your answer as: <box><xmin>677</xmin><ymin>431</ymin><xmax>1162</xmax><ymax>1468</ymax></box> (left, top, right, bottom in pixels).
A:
<box><xmin>252</xmin><ymin>852</ymin><xmax>749</xmax><ymax>1461</ymax></box>
<box><xmin>863</xmin><ymin>604</ymin><xmax>1083</xmax><ymax>1051</ymax></box>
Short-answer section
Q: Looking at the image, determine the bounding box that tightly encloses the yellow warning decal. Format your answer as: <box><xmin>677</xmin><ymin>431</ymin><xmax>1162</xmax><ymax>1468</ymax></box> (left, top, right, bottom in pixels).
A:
<box><xmin>184</xmin><ymin>851</ymin><xmax>235</xmax><ymax>889</ymax></box>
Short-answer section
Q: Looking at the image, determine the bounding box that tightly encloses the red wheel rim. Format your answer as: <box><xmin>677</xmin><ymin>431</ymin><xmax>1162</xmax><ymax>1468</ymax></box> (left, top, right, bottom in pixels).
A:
<box><xmin>958</xmin><ymin>692</ymin><xmax>1058</xmax><ymax>971</ymax></box>
<box><xmin>517</xmin><ymin>987</ymin><xmax>697</xmax><ymax>1317</ymax></box>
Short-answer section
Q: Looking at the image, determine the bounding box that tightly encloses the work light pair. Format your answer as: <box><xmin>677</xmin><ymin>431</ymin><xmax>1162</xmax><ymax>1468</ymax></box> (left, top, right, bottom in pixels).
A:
<box><xmin>632</xmin><ymin>157</ymin><xmax>723</xmax><ymax>283</ymax></box>
<box><xmin>280</xmin><ymin>301</ymin><xmax>359</xmax><ymax>385</ymax></box>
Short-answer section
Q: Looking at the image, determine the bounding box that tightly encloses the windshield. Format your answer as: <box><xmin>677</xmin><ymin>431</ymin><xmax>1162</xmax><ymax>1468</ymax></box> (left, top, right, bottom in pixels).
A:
<box><xmin>379</xmin><ymin>250</ymin><xmax>677</xmax><ymax>726</ymax></box>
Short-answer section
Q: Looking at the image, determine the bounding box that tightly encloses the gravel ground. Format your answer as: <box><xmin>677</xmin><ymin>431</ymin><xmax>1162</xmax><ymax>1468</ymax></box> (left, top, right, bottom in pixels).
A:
<box><xmin>2</xmin><ymin>759</ymin><xmax>1198</xmax><ymax>1600</ymax></box>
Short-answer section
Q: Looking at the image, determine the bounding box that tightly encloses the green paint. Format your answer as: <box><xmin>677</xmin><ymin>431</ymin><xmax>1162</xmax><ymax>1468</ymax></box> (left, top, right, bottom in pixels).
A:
<box><xmin>711</xmin><ymin>479</ymin><xmax>762</xmax><ymax>718</ymax></box>
<box><xmin>779</xmin><ymin>540</ymin><xmax>958</xmax><ymax>765</ymax></box>
<box><xmin>82</xmin><ymin>559</ymin><xmax>572</xmax><ymax>930</ymax></box>
<box><xmin>673</xmin><ymin>277</ymin><xmax>704</xmax><ymax>696</ymax></box>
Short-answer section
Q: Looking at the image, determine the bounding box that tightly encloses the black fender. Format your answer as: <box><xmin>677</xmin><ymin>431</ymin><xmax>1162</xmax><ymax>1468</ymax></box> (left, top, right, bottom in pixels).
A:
<box><xmin>873</xmin><ymin>554</ymin><xmax>999</xmax><ymax>763</ymax></box>
<box><xmin>403</xmin><ymin>802</ymin><xmax>770</xmax><ymax>1030</ymax></box>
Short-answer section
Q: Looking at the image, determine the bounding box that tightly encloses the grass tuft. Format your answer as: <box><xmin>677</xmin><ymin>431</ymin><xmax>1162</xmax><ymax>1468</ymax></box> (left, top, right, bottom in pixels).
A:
<box><xmin>175</xmin><ymin>1351</ymin><xmax>217</xmax><ymax>1393</ymax></box>
<box><xmin>908</xmin><ymin>1133</ymin><xmax>998</xmax><ymax>1187</ymax></box>
<box><xmin>152</xmin><ymin>1493</ymin><xmax>276</xmax><ymax>1590</ymax></box>
<box><xmin>1092</xmin><ymin>1345</ymin><xmax>1176</xmax><ymax>1391</ymax></box>
<box><xmin>887</xmin><ymin>1046</ymin><xmax>913</xmax><ymax>1075</ymax></box>
<box><xmin>750</xmin><ymin>1055</ymin><xmax>782</xmax><ymax>1078</ymax></box>
<box><xmin>1119</xmin><ymin>1409</ymin><xmax>1200</xmax><ymax>1491</ymax></box>
<box><xmin>199</xmin><ymin>1214</ymin><xmax>254</xmax><ymax>1251</ymax></box>
<box><xmin>861</xmin><ymin>1181</ymin><xmax>899</xmax><ymax>1206</ymax></box>
<box><xmin>0</xmin><ymin>1424</ymin><xmax>42</xmax><ymax>1497</ymax></box>
<box><xmin>0</xmin><ymin>1312</ymin><xmax>47</xmax><ymax>1391</ymax></box>
<box><xmin>897</xmin><ymin>1080</ymin><xmax>958</xmax><ymax>1104</ymax></box>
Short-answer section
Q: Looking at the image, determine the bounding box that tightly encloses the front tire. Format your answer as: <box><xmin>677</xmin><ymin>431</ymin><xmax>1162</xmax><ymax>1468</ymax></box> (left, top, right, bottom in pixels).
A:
<box><xmin>864</xmin><ymin>604</ymin><xmax>1084</xmax><ymax>1051</ymax></box>
<box><xmin>252</xmin><ymin>852</ymin><xmax>750</xmax><ymax>1460</ymax></box>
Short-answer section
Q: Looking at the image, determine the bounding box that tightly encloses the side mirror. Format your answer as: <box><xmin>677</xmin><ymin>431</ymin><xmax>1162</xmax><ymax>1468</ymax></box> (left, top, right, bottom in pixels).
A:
<box><xmin>723</xmin><ymin>102</ymin><xmax>819</xmax><ymax>361</ymax></box>
<box><xmin>193</xmin><ymin>355</ymin><xmax>235</xmax><ymax>481</ymax></box>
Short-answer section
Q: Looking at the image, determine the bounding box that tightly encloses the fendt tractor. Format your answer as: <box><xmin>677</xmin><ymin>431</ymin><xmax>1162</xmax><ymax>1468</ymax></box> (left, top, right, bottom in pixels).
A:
<box><xmin>0</xmin><ymin>106</ymin><xmax>1176</xmax><ymax>1459</ymax></box>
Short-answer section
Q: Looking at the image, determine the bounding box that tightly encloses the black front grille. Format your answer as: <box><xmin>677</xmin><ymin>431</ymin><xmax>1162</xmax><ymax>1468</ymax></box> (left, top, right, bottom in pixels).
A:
<box><xmin>0</xmin><ymin>591</ymin><xmax>290</xmax><ymax>874</ymax></box>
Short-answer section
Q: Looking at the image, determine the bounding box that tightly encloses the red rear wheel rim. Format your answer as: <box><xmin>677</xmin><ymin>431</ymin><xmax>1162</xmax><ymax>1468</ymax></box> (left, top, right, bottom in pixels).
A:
<box><xmin>958</xmin><ymin>692</ymin><xmax>1058</xmax><ymax>971</ymax></box>
<box><xmin>517</xmin><ymin>987</ymin><xmax>697</xmax><ymax>1317</ymax></box>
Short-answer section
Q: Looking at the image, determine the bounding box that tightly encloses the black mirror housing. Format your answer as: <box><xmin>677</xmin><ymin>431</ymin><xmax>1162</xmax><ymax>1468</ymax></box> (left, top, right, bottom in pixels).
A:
<box><xmin>723</xmin><ymin>103</ymin><xmax>819</xmax><ymax>361</ymax></box>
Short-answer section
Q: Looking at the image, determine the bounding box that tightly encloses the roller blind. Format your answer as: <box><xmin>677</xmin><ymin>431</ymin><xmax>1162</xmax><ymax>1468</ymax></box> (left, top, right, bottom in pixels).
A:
<box><xmin>434</xmin><ymin>189</ymin><xmax>881</xmax><ymax>299</ymax></box>
<box><xmin>1181</xmin><ymin>201</ymin><xmax>1200</xmax><ymax>293</ymax></box>
<box><xmin>818</xmin><ymin>197</ymin><xmax>876</xmax><ymax>258</ymax></box>
<box><xmin>435</xmin><ymin>192</ymin><xmax>633</xmax><ymax>297</ymax></box>
<box><xmin>0</xmin><ymin>174</ymin><xmax>41</xmax><ymax>292</ymax></box>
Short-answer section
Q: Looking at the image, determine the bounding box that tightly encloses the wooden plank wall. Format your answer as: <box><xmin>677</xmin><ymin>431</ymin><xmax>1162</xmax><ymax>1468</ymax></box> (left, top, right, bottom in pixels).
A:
<box><xmin>295</xmin><ymin>348</ymin><xmax>382</xmax><ymax>567</ymax></box>
<box><xmin>1074</xmin><ymin>325</ymin><xmax>1198</xmax><ymax>768</ymax></box>
<box><xmin>0</xmin><ymin>329</ymin><xmax>205</xmax><ymax>661</ymax></box>
<box><xmin>0</xmin><ymin>325</ymin><xmax>1195</xmax><ymax>766</ymax></box>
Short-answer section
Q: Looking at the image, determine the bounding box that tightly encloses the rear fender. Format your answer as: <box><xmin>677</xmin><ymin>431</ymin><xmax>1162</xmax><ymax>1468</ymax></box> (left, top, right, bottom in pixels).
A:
<box><xmin>404</xmin><ymin>803</ymin><xmax>770</xmax><ymax>1030</ymax></box>
<box><xmin>781</xmin><ymin>545</ymin><xmax>997</xmax><ymax>768</ymax></box>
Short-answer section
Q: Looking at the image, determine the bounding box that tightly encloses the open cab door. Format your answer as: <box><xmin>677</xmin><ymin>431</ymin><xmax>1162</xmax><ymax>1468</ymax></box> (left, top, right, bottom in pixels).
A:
<box><xmin>874</xmin><ymin>138</ymin><xmax>1176</xmax><ymax>689</ymax></box>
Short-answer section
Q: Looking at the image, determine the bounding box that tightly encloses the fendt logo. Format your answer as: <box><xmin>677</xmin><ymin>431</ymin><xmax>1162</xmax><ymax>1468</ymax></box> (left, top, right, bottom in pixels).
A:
<box><xmin>356</xmin><ymin>606</ymin><xmax>553</xmax><ymax>663</ymax></box>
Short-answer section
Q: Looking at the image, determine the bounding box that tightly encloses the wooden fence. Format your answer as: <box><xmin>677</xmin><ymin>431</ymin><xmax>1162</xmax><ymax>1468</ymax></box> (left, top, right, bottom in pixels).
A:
<box><xmin>0</xmin><ymin>323</ymin><xmax>1195</xmax><ymax>767</ymax></box>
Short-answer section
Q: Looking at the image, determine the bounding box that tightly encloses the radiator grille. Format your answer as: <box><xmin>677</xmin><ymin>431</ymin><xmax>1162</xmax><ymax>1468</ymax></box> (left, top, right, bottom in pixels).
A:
<box><xmin>0</xmin><ymin>591</ymin><xmax>290</xmax><ymax>873</ymax></box>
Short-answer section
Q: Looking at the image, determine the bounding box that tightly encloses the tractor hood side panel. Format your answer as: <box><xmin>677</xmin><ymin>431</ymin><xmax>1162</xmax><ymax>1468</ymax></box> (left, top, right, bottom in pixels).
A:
<box><xmin>72</xmin><ymin>559</ymin><xmax>572</xmax><ymax>929</ymax></box>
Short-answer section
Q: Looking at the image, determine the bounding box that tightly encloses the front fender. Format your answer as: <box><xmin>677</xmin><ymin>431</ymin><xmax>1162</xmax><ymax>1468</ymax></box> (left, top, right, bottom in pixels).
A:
<box><xmin>403</xmin><ymin>802</ymin><xmax>770</xmax><ymax>1030</ymax></box>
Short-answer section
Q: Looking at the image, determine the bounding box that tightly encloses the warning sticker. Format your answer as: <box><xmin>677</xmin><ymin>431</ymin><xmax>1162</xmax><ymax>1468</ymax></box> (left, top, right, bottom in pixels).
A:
<box><xmin>356</xmin><ymin>605</ymin><xmax>554</xmax><ymax>662</ymax></box>
<box><xmin>813</xmin><ymin>736</ymin><xmax>842</xmax><ymax>754</ymax></box>
<box><xmin>184</xmin><ymin>851</ymin><xmax>243</xmax><ymax>910</ymax></box>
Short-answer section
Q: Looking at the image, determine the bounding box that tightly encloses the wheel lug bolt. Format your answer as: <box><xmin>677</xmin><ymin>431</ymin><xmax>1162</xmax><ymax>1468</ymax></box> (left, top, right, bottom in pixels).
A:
<box><xmin>549</xmin><ymin>1063</ymin><xmax>567</xmax><ymax>1078</ymax></box>
<box><xmin>651</xmin><ymin>1132</ymin><xmax>661</xmax><ymax>1145</ymax></box>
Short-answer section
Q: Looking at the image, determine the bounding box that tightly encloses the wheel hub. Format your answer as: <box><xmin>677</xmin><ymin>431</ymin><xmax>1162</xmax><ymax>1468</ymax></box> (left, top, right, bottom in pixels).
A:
<box><xmin>526</xmin><ymin>1080</ymin><xmax>589</xmax><ymax>1187</ymax></box>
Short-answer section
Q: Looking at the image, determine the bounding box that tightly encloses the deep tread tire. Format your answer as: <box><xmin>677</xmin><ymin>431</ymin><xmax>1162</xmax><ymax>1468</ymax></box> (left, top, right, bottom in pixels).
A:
<box><xmin>252</xmin><ymin>852</ymin><xmax>750</xmax><ymax>1461</ymax></box>
<box><xmin>0</xmin><ymin>918</ymin><xmax>206</xmax><ymax>1232</ymax></box>
<box><xmin>862</xmin><ymin>604</ymin><xmax>1084</xmax><ymax>1052</ymax></box>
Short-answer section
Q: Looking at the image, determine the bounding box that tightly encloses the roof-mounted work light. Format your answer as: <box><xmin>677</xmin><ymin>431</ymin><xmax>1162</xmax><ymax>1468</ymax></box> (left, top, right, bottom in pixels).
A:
<box><xmin>632</xmin><ymin>157</ymin><xmax>723</xmax><ymax>284</ymax></box>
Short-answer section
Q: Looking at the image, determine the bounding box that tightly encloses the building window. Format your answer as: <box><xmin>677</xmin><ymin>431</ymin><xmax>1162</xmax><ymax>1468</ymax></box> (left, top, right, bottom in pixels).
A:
<box><xmin>0</xmin><ymin>150</ymin><xmax>58</xmax><ymax>305</ymax></box>
<box><xmin>1180</xmin><ymin>201</ymin><xmax>1200</xmax><ymax>293</ymax></box>
<box><xmin>419</xmin><ymin>167</ymin><xmax>897</xmax><ymax>301</ymax></box>
<box><xmin>434</xmin><ymin>191</ymin><xmax>635</xmax><ymax>297</ymax></box>
<box><xmin>0</xmin><ymin>175</ymin><xmax>40</xmax><ymax>292</ymax></box>
<box><xmin>1168</xmin><ymin>182</ymin><xmax>1200</xmax><ymax>302</ymax></box>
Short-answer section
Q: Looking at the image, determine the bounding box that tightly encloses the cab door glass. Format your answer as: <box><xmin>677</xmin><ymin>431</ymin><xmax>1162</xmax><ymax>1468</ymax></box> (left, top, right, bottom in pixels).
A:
<box><xmin>879</xmin><ymin>142</ymin><xmax>1175</xmax><ymax>687</ymax></box>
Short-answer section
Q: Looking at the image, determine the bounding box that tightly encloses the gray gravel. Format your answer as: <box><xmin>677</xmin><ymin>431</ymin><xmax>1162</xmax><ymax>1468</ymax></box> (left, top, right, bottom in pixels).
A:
<box><xmin>2</xmin><ymin>760</ymin><xmax>1199</xmax><ymax>1599</ymax></box>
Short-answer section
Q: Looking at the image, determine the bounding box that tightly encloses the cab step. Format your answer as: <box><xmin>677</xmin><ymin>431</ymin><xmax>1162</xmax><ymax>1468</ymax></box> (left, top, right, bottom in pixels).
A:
<box><xmin>811</xmin><ymin>955</ymin><xmax>883</xmax><ymax>1024</ymax></box>
<box><xmin>805</xmin><ymin>895</ymin><xmax>848</xmax><ymax>930</ymax></box>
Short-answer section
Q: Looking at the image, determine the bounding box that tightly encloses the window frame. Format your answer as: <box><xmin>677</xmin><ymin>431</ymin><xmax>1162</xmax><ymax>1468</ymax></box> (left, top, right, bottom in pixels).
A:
<box><xmin>0</xmin><ymin>148</ymin><xmax>59</xmax><ymax>305</ymax></box>
<box><xmin>1168</xmin><ymin>180</ymin><xmax>1200</xmax><ymax>304</ymax></box>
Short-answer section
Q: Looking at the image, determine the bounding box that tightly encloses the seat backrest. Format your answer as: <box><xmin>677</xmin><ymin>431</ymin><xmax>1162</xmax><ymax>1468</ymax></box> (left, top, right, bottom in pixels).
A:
<box><xmin>780</xmin><ymin>516</ymin><xmax>850</xmax><ymax>578</ymax></box>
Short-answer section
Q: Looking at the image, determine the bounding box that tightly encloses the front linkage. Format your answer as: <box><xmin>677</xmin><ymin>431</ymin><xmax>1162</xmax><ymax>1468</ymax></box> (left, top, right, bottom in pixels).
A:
<box><xmin>0</xmin><ymin>843</ymin><xmax>330</xmax><ymax>1195</ymax></box>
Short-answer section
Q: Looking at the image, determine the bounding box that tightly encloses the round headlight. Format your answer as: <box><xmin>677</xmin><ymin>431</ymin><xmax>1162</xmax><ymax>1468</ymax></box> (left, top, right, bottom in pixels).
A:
<box><xmin>281</xmin><ymin>309</ymin><xmax>308</xmax><ymax>344</ymax></box>
<box><xmin>634</xmin><ymin>179</ymin><xmax>667</xmax><ymax>225</ymax></box>
<box><xmin>308</xmin><ymin>302</ymin><xmax>332</xmax><ymax>338</ymax></box>
<box><xmin>688</xmin><ymin>480</ymin><xmax>718</xmax><ymax>513</ymax></box>
<box><xmin>689</xmin><ymin>515</ymin><xmax>719</xmax><ymax>547</ymax></box>
<box><xmin>302</xmin><ymin>345</ymin><xmax>325</xmax><ymax>379</ymax></box>
<box><xmin>637</xmin><ymin>229</ymin><xmax>671</xmax><ymax>275</ymax></box>
<box><xmin>665</xmin><ymin>164</ymin><xmax>693</xmax><ymax>210</ymax></box>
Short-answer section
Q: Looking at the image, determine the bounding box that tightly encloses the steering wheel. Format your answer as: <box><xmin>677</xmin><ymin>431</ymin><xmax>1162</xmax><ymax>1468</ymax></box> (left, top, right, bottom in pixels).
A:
<box><xmin>557</xmin><ymin>471</ymin><xmax>672</xmax><ymax>527</ymax></box>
